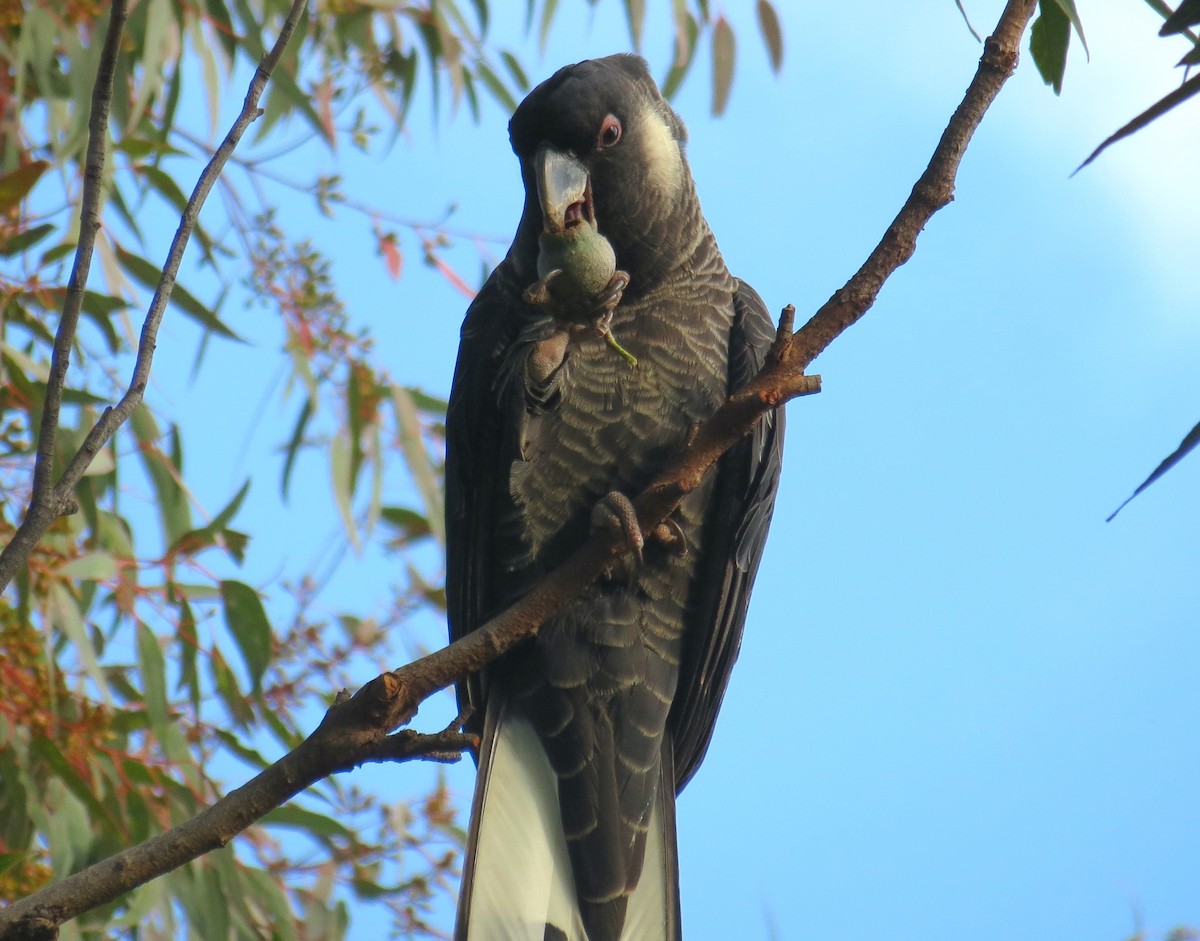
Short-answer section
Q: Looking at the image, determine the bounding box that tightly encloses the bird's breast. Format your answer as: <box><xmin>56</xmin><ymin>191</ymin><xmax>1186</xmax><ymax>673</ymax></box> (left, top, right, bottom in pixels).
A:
<box><xmin>509</xmin><ymin>285</ymin><xmax>732</xmax><ymax>565</ymax></box>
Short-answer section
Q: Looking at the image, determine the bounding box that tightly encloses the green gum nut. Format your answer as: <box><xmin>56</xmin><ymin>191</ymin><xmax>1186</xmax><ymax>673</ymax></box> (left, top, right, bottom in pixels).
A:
<box><xmin>537</xmin><ymin>224</ymin><xmax>617</xmax><ymax>301</ymax></box>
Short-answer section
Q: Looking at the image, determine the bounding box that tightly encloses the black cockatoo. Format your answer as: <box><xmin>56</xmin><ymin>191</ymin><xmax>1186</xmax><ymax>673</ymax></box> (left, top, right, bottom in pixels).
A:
<box><xmin>445</xmin><ymin>54</ymin><xmax>784</xmax><ymax>941</ymax></box>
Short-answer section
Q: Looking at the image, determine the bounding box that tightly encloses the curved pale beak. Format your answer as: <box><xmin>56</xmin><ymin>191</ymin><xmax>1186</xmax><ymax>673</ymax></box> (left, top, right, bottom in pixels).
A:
<box><xmin>534</xmin><ymin>143</ymin><xmax>591</xmax><ymax>235</ymax></box>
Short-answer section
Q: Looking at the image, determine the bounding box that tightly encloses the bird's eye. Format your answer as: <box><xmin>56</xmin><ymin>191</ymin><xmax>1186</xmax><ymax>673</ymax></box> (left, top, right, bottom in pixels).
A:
<box><xmin>596</xmin><ymin>114</ymin><xmax>622</xmax><ymax>149</ymax></box>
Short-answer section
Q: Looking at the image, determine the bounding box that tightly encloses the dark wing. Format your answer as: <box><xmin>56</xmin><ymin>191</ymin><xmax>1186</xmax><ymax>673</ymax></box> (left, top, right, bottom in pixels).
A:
<box><xmin>667</xmin><ymin>279</ymin><xmax>785</xmax><ymax>791</ymax></box>
<box><xmin>445</xmin><ymin>261</ymin><xmax>527</xmax><ymax>729</ymax></box>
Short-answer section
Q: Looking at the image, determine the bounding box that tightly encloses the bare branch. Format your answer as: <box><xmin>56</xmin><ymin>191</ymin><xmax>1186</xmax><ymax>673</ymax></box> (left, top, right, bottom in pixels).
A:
<box><xmin>0</xmin><ymin>1</ymin><xmax>1040</xmax><ymax>935</ymax></box>
<box><xmin>0</xmin><ymin>0</ymin><xmax>309</xmax><ymax>593</ymax></box>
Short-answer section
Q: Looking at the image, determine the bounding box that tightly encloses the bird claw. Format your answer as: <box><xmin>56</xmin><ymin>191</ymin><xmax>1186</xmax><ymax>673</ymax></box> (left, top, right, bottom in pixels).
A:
<box><xmin>523</xmin><ymin>269</ymin><xmax>562</xmax><ymax>307</ymax></box>
<box><xmin>591</xmin><ymin>270</ymin><xmax>630</xmax><ymax>320</ymax></box>
<box><xmin>592</xmin><ymin>492</ymin><xmax>643</xmax><ymax>566</ymax></box>
<box><xmin>525</xmin><ymin>270</ymin><xmax>634</xmax><ymax>364</ymax></box>
<box><xmin>651</xmin><ymin>517</ymin><xmax>688</xmax><ymax>558</ymax></box>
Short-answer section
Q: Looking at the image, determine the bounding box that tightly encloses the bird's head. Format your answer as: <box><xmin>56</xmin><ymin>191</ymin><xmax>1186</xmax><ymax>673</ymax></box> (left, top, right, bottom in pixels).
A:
<box><xmin>508</xmin><ymin>55</ymin><xmax>693</xmax><ymax>291</ymax></box>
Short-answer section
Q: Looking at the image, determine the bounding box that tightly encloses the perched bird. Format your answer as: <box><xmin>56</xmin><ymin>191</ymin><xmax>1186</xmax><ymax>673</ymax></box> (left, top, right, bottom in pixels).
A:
<box><xmin>445</xmin><ymin>54</ymin><xmax>784</xmax><ymax>941</ymax></box>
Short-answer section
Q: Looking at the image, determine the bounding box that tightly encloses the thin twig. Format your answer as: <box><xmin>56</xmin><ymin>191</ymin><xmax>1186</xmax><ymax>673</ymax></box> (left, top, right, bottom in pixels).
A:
<box><xmin>0</xmin><ymin>0</ymin><xmax>309</xmax><ymax>594</ymax></box>
<box><xmin>0</xmin><ymin>0</ymin><xmax>130</xmax><ymax>587</ymax></box>
<box><xmin>789</xmin><ymin>0</ymin><xmax>1038</xmax><ymax>368</ymax></box>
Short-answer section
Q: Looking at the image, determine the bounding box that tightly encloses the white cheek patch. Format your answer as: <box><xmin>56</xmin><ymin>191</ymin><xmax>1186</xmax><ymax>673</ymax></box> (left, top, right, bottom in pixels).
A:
<box><xmin>638</xmin><ymin>107</ymin><xmax>685</xmax><ymax>198</ymax></box>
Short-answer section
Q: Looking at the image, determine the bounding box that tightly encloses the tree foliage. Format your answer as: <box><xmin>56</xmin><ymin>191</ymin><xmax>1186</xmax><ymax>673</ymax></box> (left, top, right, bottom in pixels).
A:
<box><xmin>0</xmin><ymin>0</ymin><xmax>783</xmax><ymax>937</ymax></box>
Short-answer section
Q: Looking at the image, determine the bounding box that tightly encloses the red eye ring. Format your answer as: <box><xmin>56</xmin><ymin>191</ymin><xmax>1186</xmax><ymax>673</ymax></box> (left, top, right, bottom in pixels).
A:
<box><xmin>596</xmin><ymin>114</ymin><xmax>622</xmax><ymax>149</ymax></box>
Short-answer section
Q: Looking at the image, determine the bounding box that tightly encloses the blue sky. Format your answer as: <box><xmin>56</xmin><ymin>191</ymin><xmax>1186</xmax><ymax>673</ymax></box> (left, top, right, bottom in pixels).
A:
<box><xmin>142</xmin><ymin>1</ymin><xmax>1200</xmax><ymax>938</ymax></box>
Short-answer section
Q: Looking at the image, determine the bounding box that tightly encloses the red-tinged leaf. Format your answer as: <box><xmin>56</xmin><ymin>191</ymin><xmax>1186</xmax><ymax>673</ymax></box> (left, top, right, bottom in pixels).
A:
<box><xmin>383</xmin><ymin>237</ymin><xmax>403</xmax><ymax>280</ymax></box>
<box><xmin>315</xmin><ymin>74</ymin><xmax>337</xmax><ymax>151</ymax></box>
<box><xmin>711</xmin><ymin>16</ymin><xmax>736</xmax><ymax>116</ymax></box>
<box><xmin>662</xmin><ymin>12</ymin><xmax>699</xmax><ymax>100</ymax></box>
<box><xmin>432</xmin><ymin>254</ymin><xmax>477</xmax><ymax>299</ymax></box>
<box><xmin>0</xmin><ymin>160</ymin><xmax>49</xmax><ymax>213</ymax></box>
<box><xmin>219</xmin><ymin>579</ymin><xmax>272</xmax><ymax>693</ymax></box>
<box><xmin>756</xmin><ymin>0</ymin><xmax>783</xmax><ymax>73</ymax></box>
<box><xmin>624</xmin><ymin>0</ymin><xmax>646</xmax><ymax>50</ymax></box>
<box><xmin>672</xmin><ymin>0</ymin><xmax>690</xmax><ymax>67</ymax></box>
<box><xmin>1107</xmin><ymin>417</ymin><xmax>1200</xmax><ymax>521</ymax></box>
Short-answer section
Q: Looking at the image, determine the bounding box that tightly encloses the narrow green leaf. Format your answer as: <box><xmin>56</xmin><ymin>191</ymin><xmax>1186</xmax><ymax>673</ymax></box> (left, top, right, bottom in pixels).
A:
<box><xmin>330</xmin><ymin>429</ymin><xmax>360</xmax><ymax>550</ymax></box>
<box><xmin>203</xmin><ymin>0</ymin><xmax>238</xmax><ymax>61</ymax></box>
<box><xmin>467</xmin><ymin>0</ymin><xmax>489</xmax><ymax>33</ymax></box>
<box><xmin>136</xmin><ymin>164</ymin><xmax>205</xmax><ymax>250</ymax></box>
<box><xmin>210</xmin><ymin>646</ymin><xmax>251</xmax><ymax>724</ymax></box>
<box><xmin>392</xmin><ymin>386</ymin><xmax>445</xmax><ymax>547</ymax></box>
<box><xmin>662</xmin><ymin>13</ymin><xmax>699</xmax><ymax>100</ymax></box>
<box><xmin>346</xmin><ymin>367</ymin><xmax>366</xmax><ymax>492</ymax></box>
<box><xmin>58</xmin><ymin>552</ymin><xmax>118</xmax><ymax>581</ymax></box>
<box><xmin>1075</xmin><ymin>71</ymin><xmax>1200</xmax><ymax>171</ymax></box>
<box><xmin>130</xmin><ymin>407</ymin><xmax>192</xmax><ymax>546</ymax></box>
<box><xmin>1107</xmin><ymin>417</ymin><xmax>1200</xmax><ymax>521</ymax></box>
<box><xmin>0</xmin><ymin>222</ymin><xmax>55</xmax><ymax>257</ymax></box>
<box><xmin>381</xmin><ymin>506</ymin><xmax>432</xmax><ymax>545</ymax></box>
<box><xmin>1048</xmin><ymin>0</ymin><xmax>1089</xmax><ymax>56</ymax></box>
<box><xmin>40</xmin><ymin>241</ymin><xmax>77</xmax><ymax>266</ymax></box>
<box><xmin>114</xmin><ymin>245</ymin><xmax>242</xmax><ymax>340</ymax></box>
<box><xmin>240</xmin><ymin>868</ymin><xmax>301</xmax><ymax>941</ymax></box>
<box><xmin>256</xmin><ymin>60</ymin><xmax>331</xmax><ymax>147</ymax></box>
<box><xmin>462</xmin><ymin>66</ymin><xmax>481</xmax><ymax>122</ymax></box>
<box><xmin>261</xmin><ymin>805</ymin><xmax>356</xmax><ymax>843</ymax></box>
<box><xmin>109</xmin><ymin>183</ymin><xmax>143</xmax><ymax>241</ymax></box>
<box><xmin>756</xmin><ymin>0</ymin><xmax>784</xmax><ymax>73</ymax></box>
<box><xmin>0</xmin><ymin>160</ymin><xmax>49</xmax><ymax>213</ymax></box>
<box><xmin>220</xmin><ymin>580</ymin><xmax>272</xmax><ymax>693</ymax></box>
<box><xmin>281</xmin><ymin>398</ymin><xmax>314</xmax><ymax>500</ymax></box>
<box><xmin>711</xmin><ymin>16</ymin><xmax>736</xmax><ymax>116</ymax></box>
<box><xmin>30</xmin><ymin>739</ymin><xmax>117</xmax><ymax>832</ymax></box>
<box><xmin>169</xmin><ymin>479</ymin><xmax>250</xmax><ymax>561</ymax></box>
<box><xmin>500</xmin><ymin>50</ymin><xmax>529</xmax><ymax>91</ymax></box>
<box><xmin>175</xmin><ymin>594</ymin><xmax>200</xmax><ymax>711</ymax></box>
<box><xmin>539</xmin><ymin>0</ymin><xmax>559</xmax><ymax>53</ymax></box>
<box><xmin>136</xmin><ymin>622</ymin><xmax>170</xmax><ymax>730</ymax></box>
<box><xmin>211</xmin><ymin>727</ymin><xmax>272</xmax><ymax>769</ymax></box>
<box><xmin>48</xmin><ymin>582</ymin><xmax>110</xmax><ymax>699</ymax></box>
<box><xmin>1030</xmin><ymin>0</ymin><xmax>1070</xmax><ymax>95</ymax></box>
<box><xmin>476</xmin><ymin>61</ymin><xmax>518</xmax><ymax>113</ymax></box>
<box><xmin>402</xmin><ymin>387</ymin><xmax>448</xmax><ymax>416</ymax></box>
